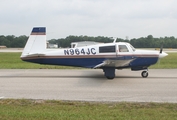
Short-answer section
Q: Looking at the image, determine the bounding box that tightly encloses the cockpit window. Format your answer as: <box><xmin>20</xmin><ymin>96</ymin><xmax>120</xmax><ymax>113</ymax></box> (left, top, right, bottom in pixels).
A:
<box><xmin>119</xmin><ymin>45</ymin><xmax>129</xmax><ymax>52</ymax></box>
<box><xmin>99</xmin><ymin>45</ymin><xmax>116</xmax><ymax>53</ymax></box>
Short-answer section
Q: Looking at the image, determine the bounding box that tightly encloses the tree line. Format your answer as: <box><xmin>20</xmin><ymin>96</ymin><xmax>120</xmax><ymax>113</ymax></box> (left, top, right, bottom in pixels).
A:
<box><xmin>49</xmin><ymin>35</ymin><xmax>177</xmax><ymax>48</ymax></box>
<box><xmin>0</xmin><ymin>35</ymin><xmax>177</xmax><ymax>48</ymax></box>
<box><xmin>0</xmin><ymin>35</ymin><xmax>28</xmax><ymax>48</ymax></box>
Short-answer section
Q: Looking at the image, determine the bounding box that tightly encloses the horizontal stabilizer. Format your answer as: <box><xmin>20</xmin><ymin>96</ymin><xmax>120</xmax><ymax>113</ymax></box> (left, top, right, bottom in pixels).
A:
<box><xmin>25</xmin><ymin>53</ymin><xmax>46</xmax><ymax>57</ymax></box>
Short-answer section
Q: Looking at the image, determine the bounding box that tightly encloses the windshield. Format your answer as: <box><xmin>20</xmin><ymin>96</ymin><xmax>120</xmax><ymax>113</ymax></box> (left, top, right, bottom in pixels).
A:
<box><xmin>129</xmin><ymin>44</ymin><xmax>136</xmax><ymax>51</ymax></box>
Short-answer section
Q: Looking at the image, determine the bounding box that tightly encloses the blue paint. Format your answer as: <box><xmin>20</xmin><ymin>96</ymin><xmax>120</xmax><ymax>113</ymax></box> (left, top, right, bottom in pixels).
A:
<box><xmin>23</xmin><ymin>56</ymin><xmax>159</xmax><ymax>69</ymax></box>
<box><xmin>25</xmin><ymin>58</ymin><xmax>105</xmax><ymax>68</ymax></box>
<box><xmin>130</xmin><ymin>57</ymin><xmax>158</xmax><ymax>67</ymax></box>
<box><xmin>32</xmin><ymin>27</ymin><xmax>46</xmax><ymax>33</ymax></box>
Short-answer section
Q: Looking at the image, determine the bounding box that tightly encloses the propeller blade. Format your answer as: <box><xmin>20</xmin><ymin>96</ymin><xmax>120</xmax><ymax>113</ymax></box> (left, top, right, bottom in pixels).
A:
<box><xmin>160</xmin><ymin>44</ymin><xmax>163</xmax><ymax>54</ymax></box>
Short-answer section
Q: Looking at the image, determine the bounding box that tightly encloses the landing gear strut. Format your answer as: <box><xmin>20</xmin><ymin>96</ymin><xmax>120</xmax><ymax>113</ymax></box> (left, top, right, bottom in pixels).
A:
<box><xmin>141</xmin><ymin>70</ymin><xmax>148</xmax><ymax>78</ymax></box>
<box><xmin>103</xmin><ymin>68</ymin><xmax>115</xmax><ymax>79</ymax></box>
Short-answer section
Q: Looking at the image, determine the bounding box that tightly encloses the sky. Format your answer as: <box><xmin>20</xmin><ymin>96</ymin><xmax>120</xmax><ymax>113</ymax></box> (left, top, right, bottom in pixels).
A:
<box><xmin>0</xmin><ymin>0</ymin><xmax>177</xmax><ymax>40</ymax></box>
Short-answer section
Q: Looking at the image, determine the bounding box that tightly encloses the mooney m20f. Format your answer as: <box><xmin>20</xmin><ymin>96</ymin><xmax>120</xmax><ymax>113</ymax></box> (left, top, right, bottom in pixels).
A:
<box><xmin>21</xmin><ymin>27</ymin><xmax>168</xmax><ymax>79</ymax></box>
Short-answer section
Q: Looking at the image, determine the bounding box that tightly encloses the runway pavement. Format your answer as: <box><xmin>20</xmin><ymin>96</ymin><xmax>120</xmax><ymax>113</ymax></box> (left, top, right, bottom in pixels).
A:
<box><xmin>0</xmin><ymin>69</ymin><xmax>177</xmax><ymax>103</ymax></box>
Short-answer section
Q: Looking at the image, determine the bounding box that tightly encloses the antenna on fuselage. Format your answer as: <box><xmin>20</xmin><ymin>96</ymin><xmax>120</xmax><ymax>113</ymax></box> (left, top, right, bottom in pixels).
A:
<box><xmin>113</xmin><ymin>38</ymin><xmax>117</xmax><ymax>43</ymax></box>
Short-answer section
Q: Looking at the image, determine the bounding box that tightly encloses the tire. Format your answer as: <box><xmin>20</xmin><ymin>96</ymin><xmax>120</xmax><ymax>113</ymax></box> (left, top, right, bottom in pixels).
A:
<box><xmin>141</xmin><ymin>71</ymin><xmax>148</xmax><ymax>78</ymax></box>
<box><xmin>106</xmin><ymin>76</ymin><xmax>114</xmax><ymax>79</ymax></box>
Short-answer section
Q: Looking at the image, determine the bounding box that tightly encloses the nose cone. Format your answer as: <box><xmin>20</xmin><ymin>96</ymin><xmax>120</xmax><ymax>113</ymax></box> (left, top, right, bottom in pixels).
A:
<box><xmin>159</xmin><ymin>52</ymin><xmax>168</xmax><ymax>58</ymax></box>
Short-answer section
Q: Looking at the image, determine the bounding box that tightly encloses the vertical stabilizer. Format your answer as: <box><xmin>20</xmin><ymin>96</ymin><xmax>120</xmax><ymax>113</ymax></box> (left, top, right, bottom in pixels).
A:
<box><xmin>21</xmin><ymin>27</ymin><xmax>46</xmax><ymax>57</ymax></box>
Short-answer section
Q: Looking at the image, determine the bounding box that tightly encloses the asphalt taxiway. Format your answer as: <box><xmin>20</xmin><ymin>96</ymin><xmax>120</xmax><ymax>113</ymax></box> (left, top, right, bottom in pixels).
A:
<box><xmin>0</xmin><ymin>69</ymin><xmax>177</xmax><ymax>103</ymax></box>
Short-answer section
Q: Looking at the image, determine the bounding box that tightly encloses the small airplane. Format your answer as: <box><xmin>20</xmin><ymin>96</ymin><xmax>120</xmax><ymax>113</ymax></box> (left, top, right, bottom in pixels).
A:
<box><xmin>21</xmin><ymin>27</ymin><xmax>168</xmax><ymax>79</ymax></box>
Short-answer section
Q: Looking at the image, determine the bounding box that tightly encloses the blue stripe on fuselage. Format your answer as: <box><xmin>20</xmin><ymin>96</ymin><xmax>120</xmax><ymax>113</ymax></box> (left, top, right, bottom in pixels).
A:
<box><xmin>23</xmin><ymin>56</ymin><xmax>159</xmax><ymax>68</ymax></box>
<box><xmin>24</xmin><ymin>58</ymin><xmax>105</xmax><ymax>68</ymax></box>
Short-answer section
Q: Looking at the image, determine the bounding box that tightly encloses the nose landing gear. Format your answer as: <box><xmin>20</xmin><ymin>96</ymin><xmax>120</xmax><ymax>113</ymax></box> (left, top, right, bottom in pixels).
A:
<box><xmin>141</xmin><ymin>70</ymin><xmax>148</xmax><ymax>78</ymax></box>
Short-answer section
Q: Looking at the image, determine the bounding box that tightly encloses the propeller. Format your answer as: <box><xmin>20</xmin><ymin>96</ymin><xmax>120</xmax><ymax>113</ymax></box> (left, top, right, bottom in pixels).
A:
<box><xmin>159</xmin><ymin>44</ymin><xmax>168</xmax><ymax>58</ymax></box>
<box><xmin>160</xmin><ymin>44</ymin><xmax>163</xmax><ymax>54</ymax></box>
<box><xmin>158</xmin><ymin>44</ymin><xmax>168</xmax><ymax>68</ymax></box>
<box><xmin>158</xmin><ymin>44</ymin><xmax>163</xmax><ymax>68</ymax></box>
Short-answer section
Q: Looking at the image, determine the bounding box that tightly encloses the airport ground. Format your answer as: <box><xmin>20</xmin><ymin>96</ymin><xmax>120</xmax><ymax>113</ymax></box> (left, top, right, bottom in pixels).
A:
<box><xmin>0</xmin><ymin>48</ymin><xmax>177</xmax><ymax>119</ymax></box>
<box><xmin>0</xmin><ymin>69</ymin><xmax>177</xmax><ymax>103</ymax></box>
<box><xmin>0</xmin><ymin>48</ymin><xmax>177</xmax><ymax>103</ymax></box>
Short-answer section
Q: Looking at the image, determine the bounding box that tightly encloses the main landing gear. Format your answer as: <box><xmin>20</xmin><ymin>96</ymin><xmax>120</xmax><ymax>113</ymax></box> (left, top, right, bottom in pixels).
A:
<box><xmin>103</xmin><ymin>68</ymin><xmax>115</xmax><ymax>79</ymax></box>
<box><xmin>141</xmin><ymin>70</ymin><xmax>148</xmax><ymax>78</ymax></box>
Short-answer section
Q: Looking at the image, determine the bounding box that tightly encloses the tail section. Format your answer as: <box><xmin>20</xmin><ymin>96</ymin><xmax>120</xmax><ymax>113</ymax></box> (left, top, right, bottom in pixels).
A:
<box><xmin>21</xmin><ymin>27</ymin><xmax>46</xmax><ymax>58</ymax></box>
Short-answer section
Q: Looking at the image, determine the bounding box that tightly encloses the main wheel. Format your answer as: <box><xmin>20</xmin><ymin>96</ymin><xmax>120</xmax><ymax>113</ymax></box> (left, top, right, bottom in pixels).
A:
<box><xmin>141</xmin><ymin>71</ymin><xmax>148</xmax><ymax>78</ymax></box>
<box><xmin>103</xmin><ymin>68</ymin><xmax>115</xmax><ymax>80</ymax></box>
<box><xmin>106</xmin><ymin>76</ymin><xmax>114</xmax><ymax>79</ymax></box>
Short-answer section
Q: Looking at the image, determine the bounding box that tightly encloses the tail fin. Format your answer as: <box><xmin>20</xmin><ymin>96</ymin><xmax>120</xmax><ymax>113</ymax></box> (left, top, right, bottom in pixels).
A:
<box><xmin>21</xmin><ymin>27</ymin><xmax>46</xmax><ymax>57</ymax></box>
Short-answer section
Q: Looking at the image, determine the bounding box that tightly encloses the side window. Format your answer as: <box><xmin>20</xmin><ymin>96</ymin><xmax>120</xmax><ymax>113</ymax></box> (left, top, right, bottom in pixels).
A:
<box><xmin>119</xmin><ymin>45</ymin><xmax>129</xmax><ymax>52</ymax></box>
<box><xmin>99</xmin><ymin>45</ymin><xmax>116</xmax><ymax>53</ymax></box>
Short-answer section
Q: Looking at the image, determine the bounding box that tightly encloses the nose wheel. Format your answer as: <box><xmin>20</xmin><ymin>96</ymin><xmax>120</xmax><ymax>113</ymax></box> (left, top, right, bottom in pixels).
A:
<box><xmin>141</xmin><ymin>71</ymin><xmax>148</xmax><ymax>78</ymax></box>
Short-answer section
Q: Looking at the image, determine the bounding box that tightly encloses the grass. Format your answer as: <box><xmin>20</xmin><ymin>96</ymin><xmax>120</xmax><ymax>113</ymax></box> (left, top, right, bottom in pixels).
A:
<box><xmin>150</xmin><ymin>52</ymin><xmax>177</xmax><ymax>69</ymax></box>
<box><xmin>0</xmin><ymin>52</ymin><xmax>177</xmax><ymax>69</ymax></box>
<box><xmin>0</xmin><ymin>99</ymin><xmax>177</xmax><ymax>120</ymax></box>
<box><xmin>0</xmin><ymin>53</ymin><xmax>76</xmax><ymax>69</ymax></box>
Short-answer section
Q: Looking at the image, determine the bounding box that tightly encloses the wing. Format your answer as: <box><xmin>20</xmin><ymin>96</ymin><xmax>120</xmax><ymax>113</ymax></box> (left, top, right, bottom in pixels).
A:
<box><xmin>93</xmin><ymin>59</ymin><xmax>134</xmax><ymax>69</ymax></box>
